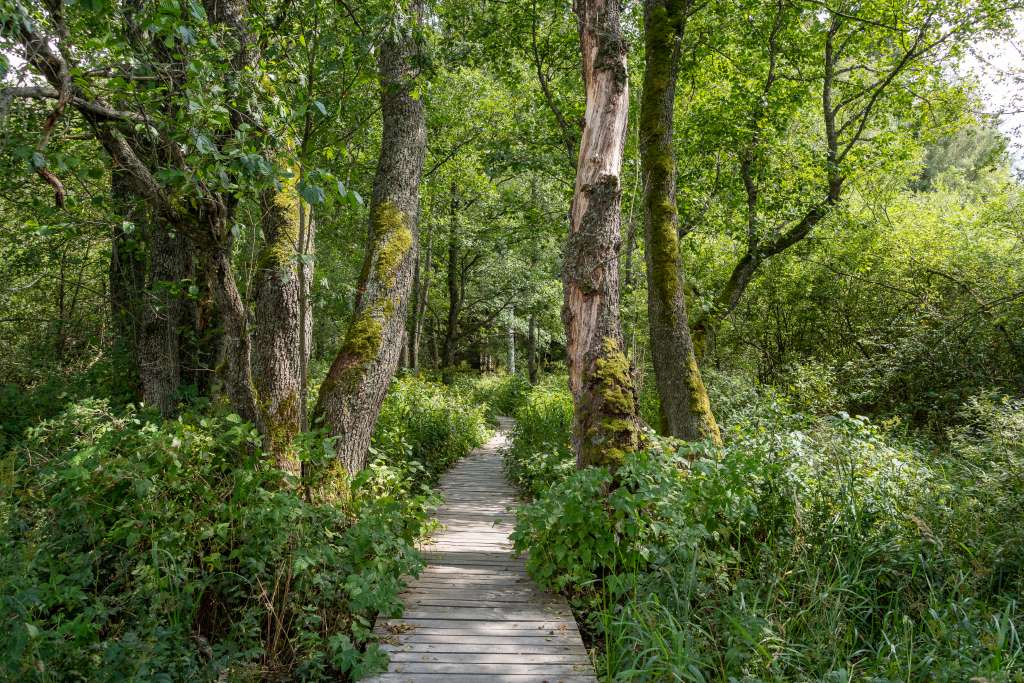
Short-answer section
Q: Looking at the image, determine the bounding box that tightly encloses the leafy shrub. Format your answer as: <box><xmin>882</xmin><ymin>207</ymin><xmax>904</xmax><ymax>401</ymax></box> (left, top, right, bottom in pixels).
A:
<box><xmin>373</xmin><ymin>375</ymin><xmax>489</xmax><ymax>479</ymax></box>
<box><xmin>0</xmin><ymin>400</ymin><xmax>434</xmax><ymax>681</ymax></box>
<box><xmin>507</xmin><ymin>375</ymin><xmax>1024</xmax><ymax>681</ymax></box>
<box><xmin>462</xmin><ymin>373</ymin><xmax>532</xmax><ymax>422</ymax></box>
<box><xmin>502</xmin><ymin>376</ymin><xmax>574</xmax><ymax>497</ymax></box>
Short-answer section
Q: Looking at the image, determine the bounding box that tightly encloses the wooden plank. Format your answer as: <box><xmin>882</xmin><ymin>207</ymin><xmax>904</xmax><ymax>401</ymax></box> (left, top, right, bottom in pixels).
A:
<box><xmin>387</xmin><ymin>652</ymin><xmax>590</xmax><ymax>664</ymax></box>
<box><xmin>376</xmin><ymin>619</ymin><xmax>579</xmax><ymax>633</ymax></box>
<box><xmin>382</xmin><ymin>643</ymin><xmax>584</xmax><ymax>654</ymax></box>
<box><xmin>361</xmin><ymin>424</ymin><xmax>594</xmax><ymax>682</ymax></box>
<box><xmin>382</xmin><ymin>663</ymin><xmax>592</xmax><ymax>674</ymax></box>
<box><xmin>365</xmin><ymin>675</ymin><xmax>597</xmax><ymax>682</ymax></box>
<box><xmin>401</xmin><ymin>587</ymin><xmax>555</xmax><ymax>600</ymax></box>
<box><xmin>389</xmin><ymin>635</ymin><xmax>581</xmax><ymax>645</ymax></box>
<box><xmin>398</xmin><ymin>607</ymin><xmax>573</xmax><ymax>621</ymax></box>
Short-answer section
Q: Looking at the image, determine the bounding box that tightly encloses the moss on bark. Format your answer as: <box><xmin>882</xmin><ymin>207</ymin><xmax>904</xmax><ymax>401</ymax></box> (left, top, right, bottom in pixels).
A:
<box><xmin>579</xmin><ymin>338</ymin><xmax>644</xmax><ymax>469</ymax></box>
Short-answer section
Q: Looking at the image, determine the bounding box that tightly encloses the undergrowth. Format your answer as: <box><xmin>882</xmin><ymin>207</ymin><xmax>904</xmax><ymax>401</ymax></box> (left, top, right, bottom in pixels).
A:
<box><xmin>507</xmin><ymin>374</ymin><xmax>1024</xmax><ymax>681</ymax></box>
<box><xmin>373</xmin><ymin>374</ymin><xmax>489</xmax><ymax>480</ymax></box>
<box><xmin>1</xmin><ymin>373</ymin><xmax>491</xmax><ymax>681</ymax></box>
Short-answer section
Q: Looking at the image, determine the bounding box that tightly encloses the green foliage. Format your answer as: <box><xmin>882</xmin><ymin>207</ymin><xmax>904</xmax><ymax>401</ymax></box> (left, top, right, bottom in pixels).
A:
<box><xmin>372</xmin><ymin>374</ymin><xmax>489</xmax><ymax>479</ymax></box>
<box><xmin>0</xmin><ymin>400</ymin><xmax>433</xmax><ymax>681</ymax></box>
<box><xmin>502</xmin><ymin>375</ymin><xmax>574</xmax><ymax>498</ymax></box>
<box><xmin>507</xmin><ymin>377</ymin><xmax>1024</xmax><ymax>681</ymax></box>
<box><xmin>462</xmin><ymin>372</ymin><xmax>531</xmax><ymax>422</ymax></box>
<box><xmin>714</xmin><ymin>168</ymin><xmax>1024</xmax><ymax>430</ymax></box>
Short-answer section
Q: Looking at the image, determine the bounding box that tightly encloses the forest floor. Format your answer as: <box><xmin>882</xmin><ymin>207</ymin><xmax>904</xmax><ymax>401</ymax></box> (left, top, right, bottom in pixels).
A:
<box><xmin>366</xmin><ymin>418</ymin><xmax>596</xmax><ymax>682</ymax></box>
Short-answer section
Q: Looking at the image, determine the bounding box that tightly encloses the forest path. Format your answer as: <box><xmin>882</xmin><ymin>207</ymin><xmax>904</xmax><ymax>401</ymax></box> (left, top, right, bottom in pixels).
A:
<box><xmin>364</xmin><ymin>417</ymin><xmax>596</xmax><ymax>682</ymax></box>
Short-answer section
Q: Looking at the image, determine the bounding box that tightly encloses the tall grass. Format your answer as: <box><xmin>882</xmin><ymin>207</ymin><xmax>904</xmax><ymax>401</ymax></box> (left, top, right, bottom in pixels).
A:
<box><xmin>507</xmin><ymin>376</ymin><xmax>1024</xmax><ymax>681</ymax></box>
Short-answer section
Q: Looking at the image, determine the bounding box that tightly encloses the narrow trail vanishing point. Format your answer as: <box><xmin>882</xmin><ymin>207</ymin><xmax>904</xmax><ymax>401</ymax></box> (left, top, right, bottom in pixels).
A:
<box><xmin>364</xmin><ymin>417</ymin><xmax>597</xmax><ymax>683</ymax></box>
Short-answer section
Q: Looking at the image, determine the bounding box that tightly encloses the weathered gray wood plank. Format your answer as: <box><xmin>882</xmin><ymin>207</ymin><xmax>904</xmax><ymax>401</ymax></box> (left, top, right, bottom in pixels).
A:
<box><xmin>366</xmin><ymin>676</ymin><xmax>597</xmax><ymax>683</ymax></box>
<box><xmin>363</xmin><ymin>420</ymin><xmax>595</xmax><ymax>682</ymax></box>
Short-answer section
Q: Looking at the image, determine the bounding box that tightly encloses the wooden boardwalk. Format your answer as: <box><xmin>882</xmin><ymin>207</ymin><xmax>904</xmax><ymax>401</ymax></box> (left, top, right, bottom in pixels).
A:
<box><xmin>365</xmin><ymin>418</ymin><xmax>596</xmax><ymax>683</ymax></box>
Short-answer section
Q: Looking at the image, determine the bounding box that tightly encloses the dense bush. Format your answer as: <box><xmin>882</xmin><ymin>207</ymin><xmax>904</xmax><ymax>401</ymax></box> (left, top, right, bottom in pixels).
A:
<box><xmin>508</xmin><ymin>378</ymin><xmax>1024</xmax><ymax>681</ymax></box>
<box><xmin>461</xmin><ymin>373</ymin><xmax>532</xmax><ymax>422</ymax></box>
<box><xmin>1</xmin><ymin>400</ymin><xmax>435</xmax><ymax>681</ymax></box>
<box><xmin>502</xmin><ymin>375</ymin><xmax>574</xmax><ymax>498</ymax></box>
<box><xmin>372</xmin><ymin>375</ymin><xmax>489</xmax><ymax>480</ymax></box>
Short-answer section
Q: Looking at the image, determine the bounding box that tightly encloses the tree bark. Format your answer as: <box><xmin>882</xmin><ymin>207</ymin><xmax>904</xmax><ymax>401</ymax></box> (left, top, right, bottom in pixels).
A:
<box><xmin>442</xmin><ymin>182</ymin><xmax>461</xmax><ymax>383</ymax></box>
<box><xmin>208</xmin><ymin>240</ymin><xmax>261</xmax><ymax>427</ymax></box>
<box><xmin>137</xmin><ymin>220</ymin><xmax>191</xmax><ymax>416</ymax></box>
<box><xmin>253</xmin><ymin>180</ymin><xmax>303</xmax><ymax>473</ymax></box>
<box><xmin>639</xmin><ymin>0</ymin><xmax>721</xmax><ymax>444</ymax></box>
<box><xmin>507</xmin><ymin>313</ymin><xmax>516</xmax><ymax>375</ymax></box>
<box><xmin>314</xmin><ymin>12</ymin><xmax>427</xmax><ymax>473</ymax></box>
<box><xmin>409</xmin><ymin>218</ymin><xmax>432</xmax><ymax>371</ymax></box>
<box><xmin>563</xmin><ymin>0</ymin><xmax>644</xmax><ymax>470</ymax></box>
<box><xmin>297</xmin><ymin>197</ymin><xmax>315</xmax><ymax>430</ymax></box>
<box><xmin>527</xmin><ymin>313</ymin><xmax>539</xmax><ymax>384</ymax></box>
<box><xmin>109</xmin><ymin>170</ymin><xmax>146</xmax><ymax>392</ymax></box>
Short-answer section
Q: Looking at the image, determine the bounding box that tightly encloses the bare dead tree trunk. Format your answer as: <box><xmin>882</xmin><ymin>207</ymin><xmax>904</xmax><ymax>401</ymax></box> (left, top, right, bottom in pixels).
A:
<box><xmin>563</xmin><ymin>0</ymin><xmax>644</xmax><ymax>470</ymax></box>
<box><xmin>314</xmin><ymin>10</ymin><xmax>427</xmax><ymax>473</ymax></box>
<box><xmin>640</xmin><ymin>0</ymin><xmax>721</xmax><ymax>444</ymax></box>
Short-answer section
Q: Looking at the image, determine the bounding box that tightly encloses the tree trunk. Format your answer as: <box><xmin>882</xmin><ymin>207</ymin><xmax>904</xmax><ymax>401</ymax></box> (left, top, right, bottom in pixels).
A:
<box><xmin>314</xmin><ymin>13</ymin><xmax>427</xmax><ymax>473</ymax></box>
<box><xmin>252</xmin><ymin>181</ymin><xmax>303</xmax><ymax>473</ymax></box>
<box><xmin>639</xmin><ymin>0</ymin><xmax>721</xmax><ymax>444</ymax></box>
<box><xmin>136</xmin><ymin>223</ymin><xmax>190</xmax><ymax>416</ymax></box>
<box><xmin>208</xmin><ymin>241</ymin><xmax>261</xmax><ymax>428</ymax></box>
<box><xmin>507</xmin><ymin>313</ymin><xmax>516</xmax><ymax>375</ymax></box>
<box><xmin>442</xmin><ymin>182</ymin><xmax>461</xmax><ymax>383</ymax></box>
<box><xmin>527</xmin><ymin>313</ymin><xmax>538</xmax><ymax>384</ymax></box>
<box><xmin>109</xmin><ymin>171</ymin><xmax>146</xmax><ymax>393</ymax></box>
<box><xmin>409</xmin><ymin>219</ymin><xmax>432</xmax><ymax>371</ymax></box>
<box><xmin>297</xmin><ymin>198</ymin><xmax>315</xmax><ymax>429</ymax></box>
<box><xmin>563</xmin><ymin>0</ymin><xmax>644</xmax><ymax>470</ymax></box>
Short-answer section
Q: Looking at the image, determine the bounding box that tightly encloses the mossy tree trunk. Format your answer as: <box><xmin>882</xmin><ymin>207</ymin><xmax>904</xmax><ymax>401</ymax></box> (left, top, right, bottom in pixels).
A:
<box><xmin>639</xmin><ymin>0</ymin><xmax>721</xmax><ymax>445</ymax></box>
<box><xmin>253</xmin><ymin>178</ymin><xmax>304</xmax><ymax>474</ymax></box>
<box><xmin>563</xmin><ymin>0</ymin><xmax>644</xmax><ymax>470</ymax></box>
<box><xmin>314</xmin><ymin>11</ymin><xmax>427</xmax><ymax>473</ymax></box>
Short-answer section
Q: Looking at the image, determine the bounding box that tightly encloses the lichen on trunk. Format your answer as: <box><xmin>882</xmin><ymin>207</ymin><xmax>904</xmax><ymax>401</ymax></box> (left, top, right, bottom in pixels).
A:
<box><xmin>639</xmin><ymin>0</ymin><xmax>721</xmax><ymax>445</ymax></box>
<box><xmin>253</xmin><ymin>173</ymin><xmax>304</xmax><ymax>474</ymax></box>
<box><xmin>313</xmin><ymin>12</ymin><xmax>427</xmax><ymax>474</ymax></box>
